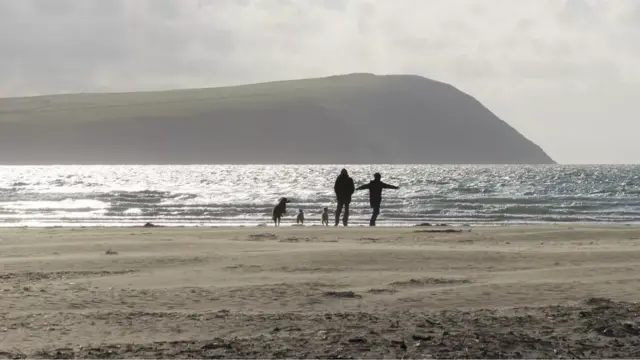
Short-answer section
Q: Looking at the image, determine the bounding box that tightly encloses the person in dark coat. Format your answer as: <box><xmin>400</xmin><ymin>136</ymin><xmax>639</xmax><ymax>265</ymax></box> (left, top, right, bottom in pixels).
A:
<box><xmin>356</xmin><ymin>172</ymin><xmax>399</xmax><ymax>226</ymax></box>
<box><xmin>334</xmin><ymin>168</ymin><xmax>355</xmax><ymax>226</ymax></box>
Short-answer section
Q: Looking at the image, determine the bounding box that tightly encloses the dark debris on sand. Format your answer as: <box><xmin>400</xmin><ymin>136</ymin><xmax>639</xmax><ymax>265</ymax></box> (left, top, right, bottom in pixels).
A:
<box><xmin>5</xmin><ymin>298</ymin><xmax>640</xmax><ymax>359</ymax></box>
<box><xmin>246</xmin><ymin>233</ymin><xmax>278</xmax><ymax>241</ymax></box>
<box><xmin>390</xmin><ymin>277</ymin><xmax>472</xmax><ymax>287</ymax></box>
<box><xmin>413</xmin><ymin>229</ymin><xmax>464</xmax><ymax>233</ymax></box>
<box><xmin>0</xmin><ymin>270</ymin><xmax>137</xmax><ymax>282</ymax></box>
<box><xmin>324</xmin><ymin>291</ymin><xmax>362</xmax><ymax>299</ymax></box>
<box><xmin>415</xmin><ymin>223</ymin><xmax>450</xmax><ymax>227</ymax></box>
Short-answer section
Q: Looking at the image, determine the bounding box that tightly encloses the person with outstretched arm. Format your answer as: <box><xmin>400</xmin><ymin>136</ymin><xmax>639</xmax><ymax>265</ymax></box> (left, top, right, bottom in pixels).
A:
<box><xmin>356</xmin><ymin>172</ymin><xmax>399</xmax><ymax>226</ymax></box>
<box><xmin>334</xmin><ymin>168</ymin><xmax>355</xmax><ymax>226</ymax></box>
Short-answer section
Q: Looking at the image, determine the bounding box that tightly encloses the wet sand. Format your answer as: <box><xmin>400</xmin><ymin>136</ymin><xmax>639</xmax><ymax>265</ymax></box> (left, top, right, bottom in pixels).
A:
<box><xmin>1</xmin><ymin>225</ymin><xmax>640</xmax><ymax>358</ymax></box>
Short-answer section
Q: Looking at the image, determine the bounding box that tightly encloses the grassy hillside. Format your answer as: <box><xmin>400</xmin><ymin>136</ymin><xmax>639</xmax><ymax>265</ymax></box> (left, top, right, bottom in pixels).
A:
<box><xmin>0</xmin><ymin>74</ymin><xmax>395</xmax><ymax>124</ymax></box>
<box><xmin>0</xmin><ymin>73</ymin><xmax>555</xmax><ymax>164</ymax></box>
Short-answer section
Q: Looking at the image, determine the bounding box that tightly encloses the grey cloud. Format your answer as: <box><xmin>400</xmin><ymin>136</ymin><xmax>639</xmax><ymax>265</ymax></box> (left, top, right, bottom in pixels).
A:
<box><xmin>0</xmin><ymin>0</ymin><xmax>633</xmax><ymax>96</ymax></box>
<box><xmin>559</xmin><ymin>0</ymin><xmax>596</xmax><ymax>23</ymax></box>
<box><xmin>0</xmin><ymin>0</ymin><xmax>243</xmax><ymax>94</ymax></box>
<box><xmin>450</xmin><ymin>57</ymin><xmax>502</xmax><ymax>80</ymax></box>
<box><xmin>317</xmin><ymin>0</ymin><xmax>349</xmax><ymax>12</ymax></box>
<box><xmin>90</xmin><ymin>0</ymin><xmax>124</xmax><ymax>17</ymax></box>
<box><xmin>147</xmin><ymin>0</ymin><xmax>182</xmax><ymax>18</ymax></box>
<box><xmin>356</xmin><ymin>2</ymin><xmax>375</xmax><ymax>33</ymax></box>
<box><xmin>515</xmin><ymin>18</ymin><xmax>534</xmax><ymax>32</ymax></box>
<box><xmin>0</xmin><ymin>0</ymin><xmax>638</xmax><ymax>162</ymax></box>
<box><xmin>31</xmin><ymin>0</ymin><xmax>77</xmax><ymax>15</ymax></box>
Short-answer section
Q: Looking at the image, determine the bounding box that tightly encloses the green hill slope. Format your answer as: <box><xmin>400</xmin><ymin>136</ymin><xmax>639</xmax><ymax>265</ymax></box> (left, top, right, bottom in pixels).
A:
<box><xmin>0</xmin><ymin>73</ymin><xmax>555</xmax><ymax>164</ymax></box>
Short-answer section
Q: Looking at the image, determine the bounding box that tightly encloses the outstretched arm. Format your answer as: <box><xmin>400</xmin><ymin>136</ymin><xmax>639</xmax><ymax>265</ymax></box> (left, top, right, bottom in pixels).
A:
<box><xmin>381</xmin><ymin>182</ymin><xmax>399</xmax><ymax>190</ymax></box>
<box><xmin>356</xmin><ymin>183</ymin><xmax>370</xmax><ymax>191</ymax></box>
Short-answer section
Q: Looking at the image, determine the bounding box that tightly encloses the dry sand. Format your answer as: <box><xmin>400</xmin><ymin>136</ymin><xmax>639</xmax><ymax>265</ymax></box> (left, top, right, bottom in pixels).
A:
<box><xmin>1</xmin><ymin>225</ymin><xmax>640</xmax><ymax>358</ymax></box>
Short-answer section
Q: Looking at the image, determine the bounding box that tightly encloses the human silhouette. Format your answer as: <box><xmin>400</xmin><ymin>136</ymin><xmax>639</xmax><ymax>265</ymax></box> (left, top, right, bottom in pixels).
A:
<box><xmin>334</xmin><ymin>168</ymin><xmax>355</xmax><ymax>226</ymax></box>
<box><xmin>356</xmin><ymin>172</ymin><xmax>399</xmax><ymax>226</ymax></box>
<box><xmin>296</xmin><ymin>209</ymin><xmax>305</xmax><ymax>225</ymax></box>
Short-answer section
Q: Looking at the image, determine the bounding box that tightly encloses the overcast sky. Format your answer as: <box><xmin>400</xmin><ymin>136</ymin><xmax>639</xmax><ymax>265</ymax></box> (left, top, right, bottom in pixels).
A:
<box><xmin>0</xmin><ymin>0</ymin><xmax>638</xmax><ymax>164</ymax></box>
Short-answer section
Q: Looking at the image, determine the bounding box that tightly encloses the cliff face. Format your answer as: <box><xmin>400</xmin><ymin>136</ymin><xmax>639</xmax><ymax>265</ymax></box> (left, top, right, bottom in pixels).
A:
<box><xmin>0</xmin><ymin>73</ymin><xmax>554</xmax><ymax>164</ymax></box>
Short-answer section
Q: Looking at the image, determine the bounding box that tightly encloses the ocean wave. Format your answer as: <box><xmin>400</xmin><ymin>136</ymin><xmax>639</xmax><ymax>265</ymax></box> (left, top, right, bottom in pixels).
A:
<box><xmin>1</xmin><ymin>199</ymin><xmax>108</xmax><ymax>211</ymax></box>
<box><xmin>2</xmin><ymin>165</ymin><xmax>640</xmax><ymax>226</ymax></box>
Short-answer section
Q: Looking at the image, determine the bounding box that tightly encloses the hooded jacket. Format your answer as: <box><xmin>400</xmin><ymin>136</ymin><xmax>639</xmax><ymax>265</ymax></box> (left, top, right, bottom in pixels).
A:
<box><xmin>334</xmin><ymin>171</ymin><xmax>355</xmax><ymax>203</ymax></box>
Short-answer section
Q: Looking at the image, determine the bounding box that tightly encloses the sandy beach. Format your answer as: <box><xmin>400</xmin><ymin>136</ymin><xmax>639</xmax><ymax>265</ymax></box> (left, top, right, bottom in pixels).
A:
<box><xmin>2</xmin><ymin>225</ymin><xmax>640</xmax><ymax>358</ymax></box>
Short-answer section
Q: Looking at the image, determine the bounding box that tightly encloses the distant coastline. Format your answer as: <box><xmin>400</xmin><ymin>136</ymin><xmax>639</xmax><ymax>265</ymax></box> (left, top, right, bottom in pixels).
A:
<box><xmin>0</xmin><ymin>73</ymin><xmax>554</xmax><ymax>165</ymax></box>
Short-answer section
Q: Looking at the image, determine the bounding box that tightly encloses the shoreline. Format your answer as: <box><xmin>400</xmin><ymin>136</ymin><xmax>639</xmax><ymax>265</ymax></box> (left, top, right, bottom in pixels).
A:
<box><xmin>1</xmin><ymin>221</ymin><xmax>639</xmax><ymax>229</ymax></box>
<box><xmin>2</xmin><ymin>225</ymin><xmax>640</xmax><ymax>358</ymax></box>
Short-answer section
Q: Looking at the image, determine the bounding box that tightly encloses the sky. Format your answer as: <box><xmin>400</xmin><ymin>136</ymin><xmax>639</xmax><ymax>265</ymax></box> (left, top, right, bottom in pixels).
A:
<box><xmin>0</xmin><ymin>0</ymin><xmax>638</xmax><ymax>164</ymax></box>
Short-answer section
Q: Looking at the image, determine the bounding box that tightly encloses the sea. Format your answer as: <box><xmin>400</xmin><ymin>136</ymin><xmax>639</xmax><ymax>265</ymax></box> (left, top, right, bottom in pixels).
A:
<box><xmin>0</xmin><ymin>165</ymin><xmax>638</xmax><ymax>227</ymax></box>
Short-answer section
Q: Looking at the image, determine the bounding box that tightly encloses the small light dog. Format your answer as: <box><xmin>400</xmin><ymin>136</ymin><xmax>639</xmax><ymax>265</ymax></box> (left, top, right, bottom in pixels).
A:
<box><xmin>321</xmin><ymin>207</ymin><xmax>329</xmax><ymax>226</ymax></box>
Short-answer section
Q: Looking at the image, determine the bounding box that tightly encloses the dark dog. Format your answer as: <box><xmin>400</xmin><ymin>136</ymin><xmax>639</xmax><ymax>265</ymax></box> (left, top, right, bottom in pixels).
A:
<box><xmin>272</xmin><ymin>197</ymin><xmax>289</xmax><ymax>227</ymax></box>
